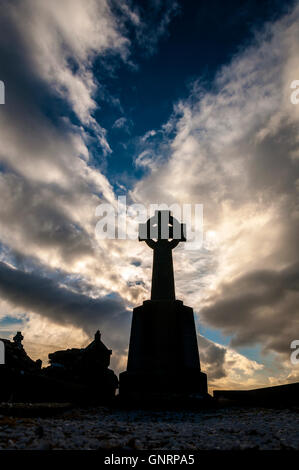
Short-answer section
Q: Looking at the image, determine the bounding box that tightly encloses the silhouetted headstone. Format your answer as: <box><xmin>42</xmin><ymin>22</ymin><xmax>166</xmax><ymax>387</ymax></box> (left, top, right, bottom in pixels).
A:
<box><xmin>0</xmin><ymin>332</ymin><xmax>41</xmax><ymax>373</ymax></box>
<box><xmin>120</xmin><ymin>211</ymin><xmax>208</xmax><ymax>400</ymax></box>
<box><xmin>13</xmin><ymin>331</ymin><xmax>24</xmax><ymax>349</ymax></box>
<box><xmin>0</xmin><ymin>332</ymin><xmax>44</xmax><ymax>402</ymax></box>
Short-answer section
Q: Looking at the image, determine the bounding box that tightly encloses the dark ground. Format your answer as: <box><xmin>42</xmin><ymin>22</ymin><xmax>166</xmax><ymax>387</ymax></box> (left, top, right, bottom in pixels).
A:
<box><xmin>0</xmin><ymin>403</ymin><xmax>298</xmax><ymax>450</ymax></box>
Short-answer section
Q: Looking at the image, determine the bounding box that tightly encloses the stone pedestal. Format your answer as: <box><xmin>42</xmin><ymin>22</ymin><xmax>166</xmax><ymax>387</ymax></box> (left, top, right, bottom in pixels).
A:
<box><xmin>119</xmin><ymin>300</ymin><xmax>207</xmax><ymax>399</ymax></box>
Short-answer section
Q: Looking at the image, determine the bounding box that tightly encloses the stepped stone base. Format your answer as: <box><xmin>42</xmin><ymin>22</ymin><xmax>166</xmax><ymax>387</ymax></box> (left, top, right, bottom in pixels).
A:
<box><xmin>119</xmin><ymin>300</ymin><xmax>208</xmax><ymax>399</ymax></box>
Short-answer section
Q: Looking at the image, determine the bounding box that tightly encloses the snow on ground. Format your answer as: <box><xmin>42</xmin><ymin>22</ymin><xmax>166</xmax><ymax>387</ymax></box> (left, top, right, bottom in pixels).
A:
<box><xmin>0</xmin><ymin>406</ymin><xmax>298</xmax><ymax>450</ymax></box>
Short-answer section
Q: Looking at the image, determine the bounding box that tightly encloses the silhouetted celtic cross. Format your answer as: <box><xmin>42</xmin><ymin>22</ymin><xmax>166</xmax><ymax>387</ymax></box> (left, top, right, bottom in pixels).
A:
<box><xmin>139</xmin><ymin>211</ymin><xmax>186</xmax><ymax>301</ymax></box>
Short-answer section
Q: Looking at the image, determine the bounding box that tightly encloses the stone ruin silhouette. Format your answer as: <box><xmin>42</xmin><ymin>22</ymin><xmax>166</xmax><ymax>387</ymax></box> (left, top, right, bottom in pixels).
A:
<box><xmin>0</xmin><ymin>330</ymin><xmax>118</xmax><ymax>403</ymax></box>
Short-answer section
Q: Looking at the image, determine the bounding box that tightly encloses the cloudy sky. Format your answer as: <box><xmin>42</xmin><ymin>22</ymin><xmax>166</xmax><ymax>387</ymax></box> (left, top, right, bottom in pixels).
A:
<box><xmin>0</xmin><ymin>0</ymin><xmax>299</xmax><ymax>391</ymax></box>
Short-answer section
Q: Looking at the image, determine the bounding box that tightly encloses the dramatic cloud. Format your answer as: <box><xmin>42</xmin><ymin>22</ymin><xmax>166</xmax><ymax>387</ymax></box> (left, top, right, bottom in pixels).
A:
<box><xmin>197</xmin><ymin>335</ymin><xmax>265</xmax><ymax>391</ymax></box>
<box><xmin>200</xmin><ymin>263</ymin><xmax>299</xmax><ymax>356</ymax></box>
<box><xmin>131</xmin><ymin>4</ymin><xmax>299</xmax><ymax>382</ymax></box>
<box><xmin>197</xmin><ymin>335</ymin><xmax>227</xmax><ymax>381</ymax></box>
<box><xmin>0</xmin><ymin>261</ymin><xmax>131</xmax><ymax>369</ymax></box>
<box><xmin>0</xmin><ymin>262</ymin><xmax>128</xmax><ymax>333</ymax></box>
<box><xmin>0</xmin><ymin>0</ymin><xmax>174</xmax><ymax>364</ymax></box>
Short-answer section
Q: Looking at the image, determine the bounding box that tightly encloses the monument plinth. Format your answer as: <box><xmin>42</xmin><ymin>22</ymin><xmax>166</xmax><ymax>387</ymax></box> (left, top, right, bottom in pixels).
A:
<box><xmin>119</xmin><ymin>211</ymin><xmax>208</xmax><ymax>400</ymax></box>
